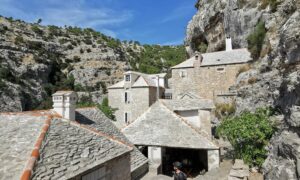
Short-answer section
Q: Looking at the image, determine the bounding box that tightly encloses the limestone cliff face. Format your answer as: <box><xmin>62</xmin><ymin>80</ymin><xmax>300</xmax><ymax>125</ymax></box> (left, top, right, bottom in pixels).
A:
<box><xmin>186</xmin><ymin>0</ymin><xmax>300</xmax><ymax>179</ymax></box>
<box><xmin>0</xmin><ymin>17</ymin><xmax>141</xmax><ymax>111</ymax></box>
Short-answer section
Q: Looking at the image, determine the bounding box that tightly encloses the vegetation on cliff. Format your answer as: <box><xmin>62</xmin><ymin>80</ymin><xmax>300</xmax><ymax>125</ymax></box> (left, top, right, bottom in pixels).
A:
<box><xmin>247</xmin><ymin>21</ymin><xmax>266</xmax><ymax>59</ymax></box>
<box><xmin>217</xmin><ymin>108</ymin><xmax>276</xmax><ymax>168</ymax></box>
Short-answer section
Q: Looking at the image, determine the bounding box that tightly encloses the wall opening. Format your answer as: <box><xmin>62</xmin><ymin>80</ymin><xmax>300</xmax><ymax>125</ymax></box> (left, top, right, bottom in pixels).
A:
<box><xmin>162</xmin><ymin>148</ymin><xmax>207</xmax><ymax>178</ymax></box>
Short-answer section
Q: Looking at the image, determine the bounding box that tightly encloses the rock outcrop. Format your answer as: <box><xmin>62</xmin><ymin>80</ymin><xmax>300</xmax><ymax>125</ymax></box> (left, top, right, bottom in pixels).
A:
<box><xmin>186</xmin><ymin>0</ymin><xmax>300</xmax><ymax>179</ymax></box>
<box><xmin>0</xmin><ymin>17</ymin><xmax>184</xmax><ymax>112</ymax></box>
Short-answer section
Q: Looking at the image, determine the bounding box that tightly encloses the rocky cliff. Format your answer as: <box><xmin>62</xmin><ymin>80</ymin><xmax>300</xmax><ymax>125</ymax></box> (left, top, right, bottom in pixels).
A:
<box><xmin>0</xmin><ymin>16</ymin><xmax>185</xmax><ymax>112</ymax></box>
<box><xmin>186</xmin><ymin>0</ymin><xmax>299</xmax><ymax>179</ymax></box>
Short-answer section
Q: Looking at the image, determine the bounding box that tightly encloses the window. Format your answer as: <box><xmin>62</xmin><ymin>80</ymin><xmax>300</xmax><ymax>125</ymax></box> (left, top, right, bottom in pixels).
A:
<box><xmin>179</xmin><ymin>70</ymin><xmax>187</xmax><ymax>78</ymax></box>
<box><xmin>125</xmin><ymin>74</ymin><xmax>131</xmax><ymax>82</ymax></box>
<box><xmin>125</xmin><ymin>92</ymin><xmax>129</xmax><ymax>103</ymax></box>
<box><xmin>216</xmin><ymin>67</ymin><xmax>225</xmax><ymax>72</ymax></box>
<box><xmin>125</xmin><ymin>113</ymin><xmax>128</xmax><ymax>124</ymax></box>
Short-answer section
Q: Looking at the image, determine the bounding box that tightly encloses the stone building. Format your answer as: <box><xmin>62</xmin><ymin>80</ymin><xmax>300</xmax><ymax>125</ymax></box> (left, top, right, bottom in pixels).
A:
<box><xmin>122</xmin><ymin>99</ymin><xmax>219</xmax><ymax>177</ymax></box>
<box><xmin>171</xmin><ymin>38</ymin><xmax>252</xmax><ymax>100</ymax></box>
<box><xmin>108</xmin><ymin>71</ymin><xmax>166</xmax><ymax>126</ymax></box>
<box><xmin>0</xmin><ymin>91</ymin><xmax>148</xmax><ymax>180</ymax></box>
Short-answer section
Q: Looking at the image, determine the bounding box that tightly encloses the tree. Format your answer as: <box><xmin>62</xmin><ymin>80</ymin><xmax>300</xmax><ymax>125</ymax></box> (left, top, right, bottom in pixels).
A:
<box><xmin>37</xmin><ymin>18</ymin><xmax>42</xmax><ymax>24</ymax></box>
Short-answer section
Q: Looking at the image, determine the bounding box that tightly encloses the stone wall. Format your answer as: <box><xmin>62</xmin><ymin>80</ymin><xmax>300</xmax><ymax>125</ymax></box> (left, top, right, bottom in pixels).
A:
<box><xmin>108</xmin><ymin>88</ymin><xmax>125</xmax><ymax>124</ymax></box>
<box><xmin>109</xmin><ymin>86</ymin><xmax>163</xmax><ymax>126</ymax></box>
<box><xmin>172</xmin><ymin>63</ymin><xmax>248</xmax><ymax>100</ymax></box>
<box><xmin>77</xmin><ymin>153</ymin><xmax>131</xmax><ymax>180</ymax></box>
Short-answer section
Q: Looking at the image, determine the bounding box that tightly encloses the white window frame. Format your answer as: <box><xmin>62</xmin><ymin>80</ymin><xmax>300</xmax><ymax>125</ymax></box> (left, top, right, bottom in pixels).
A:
<box><xmin>125</xmin><ymin>74</ymin><xmax>131</xmax><ymax>82</ymax></box>
<box><xmin>179</xmin><ymin>70</ymin><xmax>187</xmax><ymax>78</ymax></box>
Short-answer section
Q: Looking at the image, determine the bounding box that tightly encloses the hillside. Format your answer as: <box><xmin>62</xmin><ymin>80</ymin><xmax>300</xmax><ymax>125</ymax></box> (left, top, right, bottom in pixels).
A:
<box><xmin>0</xmin><ymin>16</ymin><xmax>186</xmax><ymax>112</ymax></box>
<box><xmin>186</xmin><ymin>0</ymin><xmax>299</xmax><ymax>179</ymax></box>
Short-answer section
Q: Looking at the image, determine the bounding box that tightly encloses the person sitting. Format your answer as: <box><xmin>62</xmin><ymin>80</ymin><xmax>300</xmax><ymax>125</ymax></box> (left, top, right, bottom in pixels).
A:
<box><xmin>173</xmin><ymin>161</ymin><xmax>187</xmax><ymax>180</ymax></box>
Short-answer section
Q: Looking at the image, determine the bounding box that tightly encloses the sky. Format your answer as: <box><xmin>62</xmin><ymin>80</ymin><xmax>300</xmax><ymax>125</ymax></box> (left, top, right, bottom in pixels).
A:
<box><xmin>0</xmin><ymin>0</ymin><xmax>197</xmax><ymax>45</ymax></box>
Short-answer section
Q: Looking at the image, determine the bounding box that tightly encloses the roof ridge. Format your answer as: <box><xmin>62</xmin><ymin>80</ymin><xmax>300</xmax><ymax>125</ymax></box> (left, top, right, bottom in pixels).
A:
<box><xmin>121</xmin><ymin>103</ymin><xmax>154</xmax><ymax>131</ymax></box>
<box><xmin>70</xmin><ymin>120</ymin><xmax>134</xmax><ymax>150</ymax></box>
<box><xmin>159</xmin><ymin>100</ymin><xmax>218</xmax><ymax>148</ymax></box>
<box><xmin>20</xmin><ymin>113</ymin><xmax>57</xmax><ymax>180</ymax></box>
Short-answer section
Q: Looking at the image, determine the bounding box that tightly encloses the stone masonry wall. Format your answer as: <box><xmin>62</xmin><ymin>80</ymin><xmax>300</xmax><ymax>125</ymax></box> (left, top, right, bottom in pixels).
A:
<box><xmin>76</xmin><ymin>153</ymin><xmax>131</xmax><ymax>180</ymax></box>
<box><xmin>131</xmin><ymin>88</ymin><xmax>150</xmax><ymax>122</ymax></box>
<box><xmin>108</xmin><ymin>88</ymin><xmax>125</xmax><ymax>124</ymax></box>
<box><xmin>172</xmin><ymin>63</ymin><xmax>248</xmax><ymax>99</ymax></box>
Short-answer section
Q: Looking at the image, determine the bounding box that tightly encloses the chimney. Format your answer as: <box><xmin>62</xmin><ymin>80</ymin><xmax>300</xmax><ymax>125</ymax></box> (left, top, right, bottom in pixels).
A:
<box><xmin>193</xmin><ymin>51</ymin><xmax>203</xmax><ymax>67</ymax></box>
<box><xmin>226</xmin><ymin>37</ymin><xmax>232</xmax><ymax>51</ymax></box>
<box><xmin>156</xmin><ymin>75</ymin><xmax>160</xmax><ymax>100</ymax></box>
<box><xmin>52</xmin><ymin>91</ymin><xmax>78</xmax><ymax>120</ymax></box>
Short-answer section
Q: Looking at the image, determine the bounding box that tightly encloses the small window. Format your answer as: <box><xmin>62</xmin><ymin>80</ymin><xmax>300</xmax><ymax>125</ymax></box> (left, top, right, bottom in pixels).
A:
<box><xmin>179</xmin><ymin>70</ymin><xmax>187</xmax><ymax>78</ymax></box>
<box><xmin>125</xmin><ymin>74</ymin><xmax>131</xmax><ymax>82</ymax></box>
<box><xmin>125</xmin><ymin>113</ymin><xmax>128</xmax><ymax>124</ymax></box>
<box><xmin>125</xmin><ymin>92</ymin><xmax>128</xmax><ymax>103</ymax></box>
<box><xmin>217</xmin><ymin>67</ymin><xmax>225</xmax><ymax>72</ymax></box>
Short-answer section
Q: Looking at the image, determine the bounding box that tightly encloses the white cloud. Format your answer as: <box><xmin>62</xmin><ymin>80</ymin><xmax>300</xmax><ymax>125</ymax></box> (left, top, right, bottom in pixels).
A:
<box><xmin>0</xmin><ymin>0</ymin><xmax>133</xmax><ymax>38</ymax></box>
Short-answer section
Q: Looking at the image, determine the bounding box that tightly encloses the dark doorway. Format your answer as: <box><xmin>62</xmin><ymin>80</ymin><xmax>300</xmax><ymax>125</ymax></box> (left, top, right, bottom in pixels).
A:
<box><xmin>162</xmin><ymin>148</ymin><xmax>207</xmax><ymax>177</ymax></box>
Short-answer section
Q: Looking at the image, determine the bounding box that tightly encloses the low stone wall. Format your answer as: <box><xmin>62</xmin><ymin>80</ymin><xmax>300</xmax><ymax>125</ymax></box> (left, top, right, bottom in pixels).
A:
<box><xmin>228</xmin><ymin>159</ymin><xmax>249</xmax><ymax>180</ymax></box>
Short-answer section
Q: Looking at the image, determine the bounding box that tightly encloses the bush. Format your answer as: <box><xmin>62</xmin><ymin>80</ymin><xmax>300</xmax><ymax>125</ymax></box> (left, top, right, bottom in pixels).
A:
<box><xmin>86</xmin><ymin>48</ymin><xmax>91</xmax><ymax>53</ymax></box>
<box><xmin>76</xmin><ymin>95</ymin><xmax>95</xmax><ymax>108</ymax></box>
<box><xmin>247</xmin><ymin>21</ymin><xmax>266</xmax><ymax>59</ymax></box>
<box><xmin>48</xmin><ymin>25</ymin><xmax>61</xmax><ymax>36</ymax></box>
<box><xmin>215</xmin><ymin>103</ymin><xmax>236</xmax><ymax>119</ymax></box>
<box><xmin>67</xmin><ymin>44</ymin><xmax>74</xmax><ymax>50</ymax></box>
<box><xmin>15</xmin><ymin>36</ymin><xmax>24</xmax><ymax>45</ymax></box>
<box><xmin>98</xmin><ymin>97</ymin><xmax>116</xmax><ymax>120</ymax></box>
<box><xmin>217</xmin><ymin>108</ymin><xmax>276</xmax><ymax>167</ymax></box>
<box><xmin>80</xmin><ymin>48</ymin><xmax>84</xmax><ymax>54</ymax></box>
<box><xmin>260</xmin><ymin>0</ymin><xmax>280</xmax><ymax>12</ymax></box>
<box><xmin>73</xmin><ymin>56</ymin><xmax>81</xmax><ymax>62</ymax></box>
<box><xmin>197</xmin><ymin>42</ymin><xmax>208</xmax><ymax>53</ymax></box>
<box><xmin>31</xmin><ymin>25</ymin><xmax>43</xmax><ymax>35</ymax></box>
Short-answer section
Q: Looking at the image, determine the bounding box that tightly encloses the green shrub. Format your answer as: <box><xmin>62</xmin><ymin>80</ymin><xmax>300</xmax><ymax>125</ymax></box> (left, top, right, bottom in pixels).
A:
<box><xmin>86</xmin><ymin>48</ymin><xmax>91</xmax><ymax>53</ymax></box>
<box><xmin>73</xmin><ymin>56</ymin><xmax>81</xmax><ymax>62</ymax></box>
<box><xmin>31</xmin><ymin>25</ymin><xmax>43</xmax><ymax>35</ymax></box>
<box><xmin>15</xmin><ymin>36</ymin><xmax>24</xmax><ymax>45</ymax></box>
<box><xmin>48</xmin><ymin>25</ymin><xmax>61</xmax><ymax>36</ymax></box>
<box><xmin>215</xmin><ymin>103</ymin><xmax>236</xmax><ymax>119</ymax></box>
<box><xmin>98</xmin><ymin>97</ymin><xmax>116</xmax><ymax>120</ymax></box>
<box><xmin>197</xmin><ymin>42</ymin><xmax>208</xmax><ymax>53</ymax></box>
<box><xmin>217</xmin><ymin>108</ymin><xmax>276</xmax><ymax>167</ymax></box>
<box><xmin>247</xmin><ymin>21</ymin><xmax>266</xmax><ymax>59</ymax></box>
<box><xmin>76</xmin><ymin>95</ymin><xmax>95</xmax><ymax>108</ymax></box>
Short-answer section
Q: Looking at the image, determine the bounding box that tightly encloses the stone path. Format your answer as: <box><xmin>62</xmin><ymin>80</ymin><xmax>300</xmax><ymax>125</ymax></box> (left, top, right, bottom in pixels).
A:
<box><xmin>194</xmin><ymin>160</ymin><xmax>233</xmax><ymax>180</ymax></box>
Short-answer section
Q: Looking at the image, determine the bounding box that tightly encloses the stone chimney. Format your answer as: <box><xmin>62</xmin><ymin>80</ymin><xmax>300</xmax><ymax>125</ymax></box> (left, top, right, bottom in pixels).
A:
<box><xmin>226</xmin><ymin>37</ymin><xmax>232</xmax><ymax>51</ymax></box>
<box><xmin>193</xmin><ymin>51</ymin><xmax>203</xmax><ymax>67</ymax></box>
<box><xmin>52</xmin><ymin>91</ymin><xmax>78</xmax><ymax>120</ymax></box>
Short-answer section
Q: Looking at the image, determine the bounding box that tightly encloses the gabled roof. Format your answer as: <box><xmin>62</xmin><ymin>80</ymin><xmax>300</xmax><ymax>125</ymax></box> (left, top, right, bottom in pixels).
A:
<box><xmin>108</xmin><ymin>80</ymin><xmax>125</xmax><ymax>89</ymax></box>
<box><xmin>52</xmin><ymin>91</ymin><xmax>76</xmax><ymax>96</ymax></box>
<box><xmin>172</xmin><ymin>48</ymin><xmax>252</xmax><ymax>69</ymax></box>
<box><xmin>32</xmin><ymin>118</ymin><xmax>132</xmax><ymax>180</ymax></box>
<box><xmin>0</xmin><ymin>114</ymin><xmax>47</xmax><ymax>180</ymax></box>
<box><xmin>75</xmin><ymin>108</ymin><xmax>148</xmax><ymax>172</ymax></box>
<box><xmin>0</xmin><ymin>110</ymin><xmax>134</xmax><ymax>180</ymax></box>
<box><xmin>161</xmin><ymin>98</ymin><xmax>215</xmax><ymax>111</ymax></box>
<box><xmin>108</xmin><ymin>71</ymin><xmax>165</xmax><ymax>89</ymax></box>
<box><xmin>122</xmin><ymin>101</ymin><xmax>218</xmax><ymax>150</ymax></box>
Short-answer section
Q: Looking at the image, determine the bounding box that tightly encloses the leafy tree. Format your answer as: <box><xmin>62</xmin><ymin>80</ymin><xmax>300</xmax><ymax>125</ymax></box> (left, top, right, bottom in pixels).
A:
<box><xmin>217</xmin><ymin>108</ymin><xmax>276</xmax><ymax>167</ymax></box>
<box><xmin>98</xmin><ymin>97</ymin><xmax>116</xmax><ymax>121</ymax></box>
<box><xmin>37</xmin><ymin>18</ymin><xmax>42</xmax><ymax>24</ymax></box>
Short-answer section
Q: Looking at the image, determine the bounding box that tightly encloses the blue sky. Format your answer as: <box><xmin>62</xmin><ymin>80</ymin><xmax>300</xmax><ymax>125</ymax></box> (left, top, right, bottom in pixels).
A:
<box><xmin>0</xmin><ymin>0</ymin><xmax>197</xmax><ymax>45</ymax></box>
